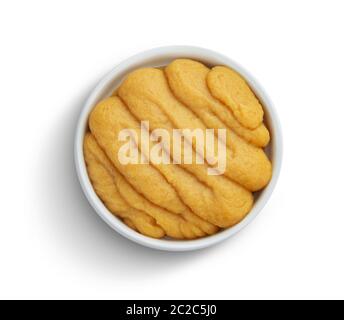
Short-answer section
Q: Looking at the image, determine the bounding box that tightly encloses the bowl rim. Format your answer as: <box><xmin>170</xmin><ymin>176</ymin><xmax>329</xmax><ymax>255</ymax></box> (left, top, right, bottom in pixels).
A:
<box><xmin>74</xmin><ymin>45</ymin><xmax>283</xmax><ymax>252</ymax></box>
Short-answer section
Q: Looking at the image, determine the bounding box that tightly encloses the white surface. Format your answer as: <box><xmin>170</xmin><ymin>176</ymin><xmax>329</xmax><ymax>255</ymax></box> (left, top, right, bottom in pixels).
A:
<box><xmin>0</xmin><ymin>0</ymin><xmax>343</xmax><ymax>300</ymax></box>
<box><xmin>75</xmin><ymin>46</ymin><xmax>283</xmax><ymax>251</ymax></box>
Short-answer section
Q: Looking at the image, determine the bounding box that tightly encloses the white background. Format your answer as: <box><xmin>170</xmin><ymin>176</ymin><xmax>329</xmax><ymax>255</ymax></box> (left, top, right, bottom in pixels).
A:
<box><xmin>1</xmin><ymin>0</ymin><xmax>343</xmax><ymax>300</ymax></box>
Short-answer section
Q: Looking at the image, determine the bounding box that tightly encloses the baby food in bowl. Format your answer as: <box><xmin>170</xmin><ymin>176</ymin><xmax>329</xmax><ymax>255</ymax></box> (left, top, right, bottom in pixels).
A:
<box><xmin>83</xmin><ymin>58</ymin><xmax>272</xmax><ymax>240</ymax></box>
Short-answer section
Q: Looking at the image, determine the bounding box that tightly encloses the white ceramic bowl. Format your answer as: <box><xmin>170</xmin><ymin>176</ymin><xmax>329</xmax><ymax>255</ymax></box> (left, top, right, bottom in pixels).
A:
<box><xmin>74</xmin><ymin>46</ymin><xmax>283</xmax><ymax>251</ymax></box>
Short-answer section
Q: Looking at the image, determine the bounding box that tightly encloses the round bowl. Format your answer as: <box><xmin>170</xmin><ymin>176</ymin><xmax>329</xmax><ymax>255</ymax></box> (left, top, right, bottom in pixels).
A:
<box><xmin>74</xmin><ymin>46</ymin><xmax>283</xmax><ymax>251</ymax></box>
